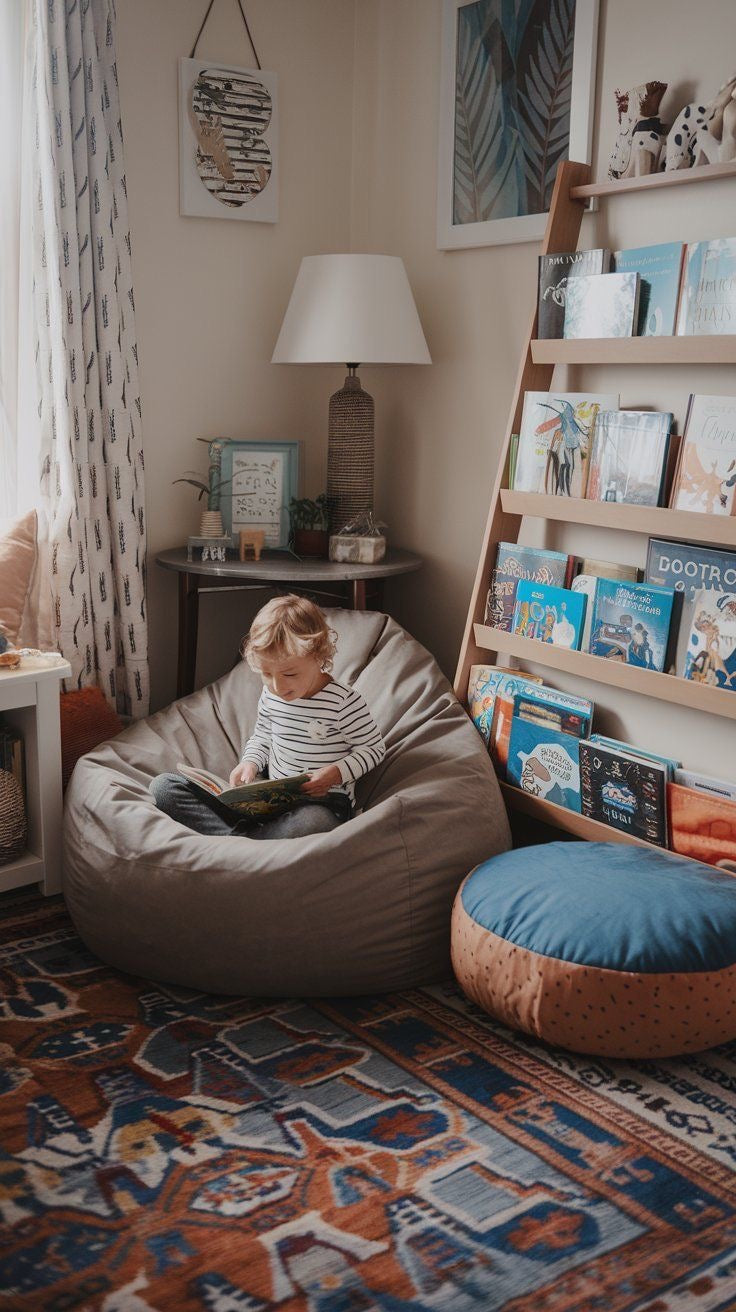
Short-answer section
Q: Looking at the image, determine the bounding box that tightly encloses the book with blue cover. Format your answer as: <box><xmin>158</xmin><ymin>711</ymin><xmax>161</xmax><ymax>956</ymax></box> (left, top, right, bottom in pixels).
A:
<box><xmin>588</xmin><ymin>578</ymin><xmax>675</xmax><ymax>671</ymax></box>
<box><xmin>646</xmin><ymin>538</ymin><xmax>736</xmax><ymax>674</ymax></box>
<box><xmin>508</xmin><ymin>717</ymin><xmax>582</xmax><ymax>811</ymax></box>
<box><xmin>512</xmin><ymin>580</ymin><xmax>587</xmax><ymax>650</ymax></box>
<box><xmin>484</xmin><ymin>542</ymin><xmax>570</xmax><ymax>631</ymax></box>
<box><xmin>613</xmin><ymin>242</ymin><xmax>684</xmax><ymax>336</ymax></box>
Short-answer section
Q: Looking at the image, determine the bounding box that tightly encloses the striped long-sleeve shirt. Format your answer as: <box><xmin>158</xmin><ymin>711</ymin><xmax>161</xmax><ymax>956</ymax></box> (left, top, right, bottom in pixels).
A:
<box><xmin>240</xmin><ymin>681</ymin><xmax>386</xmax><ymax>803</ymax></box>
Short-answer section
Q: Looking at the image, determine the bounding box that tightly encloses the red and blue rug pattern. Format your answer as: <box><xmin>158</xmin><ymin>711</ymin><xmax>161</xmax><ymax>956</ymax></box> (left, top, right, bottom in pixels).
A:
<box><xmin>1</xmin><ymin>892</ymin><xmax>736</xmax><ymax>1310</ymax></box>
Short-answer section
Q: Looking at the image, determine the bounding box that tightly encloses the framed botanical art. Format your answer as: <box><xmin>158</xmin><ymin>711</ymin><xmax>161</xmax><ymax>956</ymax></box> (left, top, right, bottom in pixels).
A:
<box><xmin>437</xmin><ymin>0</ymin><xmax>599</xmax><ymax>249</ymax></box>
<box><xmin>220</xmin><ymin>441</ymin><xmax>300</xmax><ymax>549</ymax></box>
<box><xmin>178</xmin><ymin>57</ymin><xmax>279</xmax><ymax>222</ymax></box>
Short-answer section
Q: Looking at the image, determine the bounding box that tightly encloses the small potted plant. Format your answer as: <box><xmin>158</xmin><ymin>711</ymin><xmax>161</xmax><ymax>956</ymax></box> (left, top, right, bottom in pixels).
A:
<box><xmin>289</xmin><ymin>494</ymin><xmax>331</xmax><ymax>558</ymax></box>
<box><xmin>173</xmin><ymin>438</ymin><xmax>231</xmax><ymax>537</ymax></box>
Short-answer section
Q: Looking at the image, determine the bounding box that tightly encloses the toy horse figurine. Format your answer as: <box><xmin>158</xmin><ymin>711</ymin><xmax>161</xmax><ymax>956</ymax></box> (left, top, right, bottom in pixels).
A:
<box><xmin>608</xmin><ymin>81</ymin><xmax>668</xmax><ymax>179</ymax></box>
<box><xmin>666</xmin><ymin>74</ymin><xmax>736</xmax><ymax>168</ymax></box>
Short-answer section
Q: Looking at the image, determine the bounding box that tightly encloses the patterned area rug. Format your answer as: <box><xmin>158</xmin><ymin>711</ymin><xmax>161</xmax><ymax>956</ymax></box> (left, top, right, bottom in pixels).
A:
<box><xmin>1</xmin><ymin>892</ymin><xmax>736</xmax><ymax>1311</ymax></box>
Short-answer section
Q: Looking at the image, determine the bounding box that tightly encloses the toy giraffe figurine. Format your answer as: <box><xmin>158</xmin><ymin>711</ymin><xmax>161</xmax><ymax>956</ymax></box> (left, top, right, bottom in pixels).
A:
<box><xmin>608</xmin><ymin>81</ymin><xmax>668</xmax><ymax>180</ymax></box>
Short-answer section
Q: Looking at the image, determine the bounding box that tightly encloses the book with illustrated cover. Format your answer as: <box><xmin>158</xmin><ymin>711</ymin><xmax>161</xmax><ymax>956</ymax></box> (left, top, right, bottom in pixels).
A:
<box><xmin>484</xmin><ymin>542</ymin><xmax>569</xmax><ymax>631</ymax></box>
<box><xmin>670</xmin><ymin>394</ymin><xmax>736</xmax><ymax>516</ymax></box>
<box><xmin>646</xmin><ymin>538</ymin><xmax>736</xmax><ymax>599</ymax></box>
<box><xmin>537</xmin><ymin>249</ymin><xmax>612</xmax><ymax>339</ymax></box>
<box><xmin>176</xmin><ymin>762</ymin><xmax>310</xmax><ymax>816</ymax></box>
<box><xmin>578</xmin><ymin>740</ymin><xmax>670</xmax><ymax>846</ymax></box>
<box><xmin>588</xmin><ymin>579</ymin><xmax>675</xmax><ymax>670</ymax></box>
<box><xmin>466</xmin><ymin>665</ymin><xmax>542</xmax><ymax>745</ymax></box>
<box><xmin>613</xmin><ymin>241</ymin><xmax>684</xmax><ymax>336</ymax></box>
<box><xmin>514</xmin><ymin>391</ymin><xmax>619</xmax><ymax>499</ymax></box>
<box><xmin>507</xmin><ymin>718</ymin><xmax>582</xmax><ymax>811</ymax></box>
<box><xmin>563</xmin><ymin>272</ymin><xmax>640</xmax><ymax>339</ymax></box>
<box><xmin>676</xmin><ymin>238</ymin><xmax>736</xmax><ymax>335</ymax></box>
<box><xmin>573</xmin><ymin>556</ymin><xmax>641</xmax><ymax>583</ymax></box>
<box><xmin>571</xmin><ymin>574</ymin><xmax>598</xmax><ymax>651</ymax></box>
<box><xmin>586</xmin><ymin>410</ymin><xmax>672</xmax><ymax>506</ymax></box>
<box><xmin>512</xmin><ymin>580</ymin><xmax>586</xmax><ymax>650</ymax></box>
<box><xmin>496</xmin><ymin>684</ymin><xmax>592</xmax><ymax>786</ymax></box>
<box><xmin>683</xmin><ymin>589</ymin><xmax>736</xmax><ymax>692</ymax></box>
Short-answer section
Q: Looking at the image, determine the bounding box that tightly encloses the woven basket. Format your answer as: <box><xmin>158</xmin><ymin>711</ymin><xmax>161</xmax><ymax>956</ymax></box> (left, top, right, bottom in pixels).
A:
<box><xmin>0</xmin><ymin>769</ymin><xmax>26</xmax><ymax>866</ymax></box>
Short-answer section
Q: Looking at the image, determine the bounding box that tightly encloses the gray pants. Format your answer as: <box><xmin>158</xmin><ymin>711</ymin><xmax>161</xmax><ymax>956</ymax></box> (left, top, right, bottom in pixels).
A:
<box><xmin>149</xmin><ymin>772</ymin><xmax>345</xmax><ymax>840</ymax></box>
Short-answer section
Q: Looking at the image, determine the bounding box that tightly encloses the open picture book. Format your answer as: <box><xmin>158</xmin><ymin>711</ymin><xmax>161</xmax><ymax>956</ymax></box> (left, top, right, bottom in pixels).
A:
<box><xmin>176</xmin><ymin>762</ymin><xmax>310</xmax><ymax>817</ymax></box>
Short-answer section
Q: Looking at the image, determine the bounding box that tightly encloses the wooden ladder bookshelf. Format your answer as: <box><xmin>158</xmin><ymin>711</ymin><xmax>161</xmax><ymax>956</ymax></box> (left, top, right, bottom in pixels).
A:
<box><xmin>454</xmin><ymin>158</ymin><xmax>736</xmax><ymax>850</ymax></box>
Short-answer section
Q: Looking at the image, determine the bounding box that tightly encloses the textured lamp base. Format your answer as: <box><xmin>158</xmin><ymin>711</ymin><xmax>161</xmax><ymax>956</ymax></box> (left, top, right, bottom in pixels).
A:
<box><xmin>327</xmin><ymin>372</ymin><xmax>374</xmax><ymax>531</ymax></box>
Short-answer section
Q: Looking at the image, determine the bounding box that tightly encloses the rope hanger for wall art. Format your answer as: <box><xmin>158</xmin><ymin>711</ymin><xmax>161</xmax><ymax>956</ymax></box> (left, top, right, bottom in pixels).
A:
<box><xmin>190</xmin><ymin>0</ymin><xmax>262</xmax><ymax>68</ymax></box>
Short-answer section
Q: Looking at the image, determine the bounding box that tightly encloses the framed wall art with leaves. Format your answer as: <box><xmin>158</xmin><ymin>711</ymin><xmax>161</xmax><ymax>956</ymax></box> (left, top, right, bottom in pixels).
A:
<box><xmin>437</xmin><ymin>0</ymin><xmax>599</xmax><ymax>249</ymax></box>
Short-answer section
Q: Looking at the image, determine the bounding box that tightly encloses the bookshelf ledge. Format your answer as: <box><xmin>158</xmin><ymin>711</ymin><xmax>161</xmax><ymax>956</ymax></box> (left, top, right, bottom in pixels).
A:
<box><xmin>530</xmin><ymin>335</ymin><xmax>736</xmax><ymax>366</ymax></box>
<box><xmin>499</xmin><ymin>490</ymin><xmax>736</xmax><ymax>549</ymax></box>
<box><xmin>473</xmin><ymin>623</ymin><xmax>736</xmax><ymax>721</ymax></box>
<box><xmin>569</xmin><ymin>159</ymin><xmax>736</xmax><ymax>201</ymax></box>
<box><xmin>499</xmin><ymin>782</ymin><xmax>662</xmax><ymax>851</ymax></box>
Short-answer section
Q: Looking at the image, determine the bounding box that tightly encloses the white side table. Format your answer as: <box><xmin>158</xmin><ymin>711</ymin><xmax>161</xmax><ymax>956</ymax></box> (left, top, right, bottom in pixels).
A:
<box><xmin>0</xmin><ymin>661</ymin><xmax>71</xmax><ymax>896</ymax></box>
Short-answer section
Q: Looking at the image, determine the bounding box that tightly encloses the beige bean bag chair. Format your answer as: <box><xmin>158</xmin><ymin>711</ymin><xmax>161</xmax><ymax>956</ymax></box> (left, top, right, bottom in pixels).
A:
<box><xmin>63</xmin><ymin>610</ymin><xmax>510</xmax><ymax>995</ymax></box>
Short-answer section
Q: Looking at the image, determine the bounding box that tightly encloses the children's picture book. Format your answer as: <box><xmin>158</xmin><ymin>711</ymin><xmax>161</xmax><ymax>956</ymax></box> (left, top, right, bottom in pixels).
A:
<box><xmin>646</xmin><ymin>538</ymin><xmax>736</xmax><ymax>600</ymax></box>
<box><xmin>176</xmin><ymin>762</ymin><xmax>310</xmax><ymax>816</ymax></box>
<box><xmin>676</xmin><ymin>238</ymin><xmax>736</xmax><ymax>335</ymax></box>
<box><xmin>563</xmin><ymin>272</ymin><xmax>640</xmax><ymax>339</ymax></box>
<box><xmin>514</xmin><ymin>391</ymin><xmax>619</xmax><ymax>499</ymax></box>
<box><xmin>512</xmin><ymin>580</ymin><xmax>586</xmax><ymax>650</ymax></box>
<box><xmin>586</xmin><ymin>410</ymin><xmax>672</xmax><ymax>505</ymax></box>
<box><xmin>508</xmin><ymin>718</ymin><xmax>582</xmax><ymax>811</ymax></box>
<box><xmin>466</xmin><ymin>665</ymin><xmax>542</xmax><ymax>745</ymax></box>
<box><xmin>571</xmin><ymin>574</ymin><xmax>598</xmax><ymax>651</ymax></box>
<box><xmin>613</xmin><ymin>241</ymin><xmax>684</xmax><ymax>336</ymax></box>
<box><xmin>537</xmin><ymin>248</ymin><xmax>612</xmax><ymax>339</ymax></box>
<box><xmin>670</xmin><ymin>394</ymin><xmax>736</xmax><ymax>516</ymax></box>
<box><xmin>588</xmin><ymin>579</ymin><xmax>675</xmax><ymax>671</ymax></box>
<box><xmin>484</xmin><ymin>542</ymin><xmax>569</xmax><ymax>631</ymax></box>
<box><xmin>573</xmin><ymin>555</ymin><xmax>641</xmax><ymax>583</ymax></box>
<box><xmin>579</xmin><ymin>740</ymin><xmax>669</xmax><ymax>846</ymax></box>
<box><xmin>512</xmin><ymin>685</ymin><xmax>593</xmax><ymax>735</ymax></box>
<box><xmin>481</xmin><ymin>672</ymin><xmax>547</xmax><ymax>774</ymax></box>
<box><xmin>683</xmin><ymin>590</ymin><xmax>736</xmax><ymax>692</ymax></box>
<box><xmin>674</xmin><ymin>766</ymin><xmax>736</xmax><ymax>802</ymax></box>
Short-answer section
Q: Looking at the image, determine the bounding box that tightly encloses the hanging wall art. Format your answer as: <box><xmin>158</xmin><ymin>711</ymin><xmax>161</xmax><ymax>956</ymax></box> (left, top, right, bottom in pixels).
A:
<box><xmin>437</xmin><ymin>0</ymin><xmax>599</xmax><ymax>249</ymax></box>
<box><xmin>178</xmin><ymin>56</ymin><xmax>278</xmax><ymax>222</ymax></box>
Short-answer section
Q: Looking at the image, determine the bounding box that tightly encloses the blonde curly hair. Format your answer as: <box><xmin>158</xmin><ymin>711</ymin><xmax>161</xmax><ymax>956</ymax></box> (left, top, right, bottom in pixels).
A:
<box><xmin>242</xmin><ymin>594</ymin><xmax>337</xmax><ymax>672</ymax></box>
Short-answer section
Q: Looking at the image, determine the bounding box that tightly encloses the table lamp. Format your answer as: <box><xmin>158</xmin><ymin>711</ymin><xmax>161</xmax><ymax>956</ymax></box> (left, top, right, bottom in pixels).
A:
<box><xmin>271</xmin><ymin>254</ymin><xmax>431</xmax><ymax>531</ymax></box>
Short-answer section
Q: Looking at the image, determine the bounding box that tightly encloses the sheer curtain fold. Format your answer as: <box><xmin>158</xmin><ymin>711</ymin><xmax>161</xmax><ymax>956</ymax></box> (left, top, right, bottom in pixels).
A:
<box><xmin>29</xmin><ymin>0</ymin><xmax>149</xmax><ymax>716</ymax></box>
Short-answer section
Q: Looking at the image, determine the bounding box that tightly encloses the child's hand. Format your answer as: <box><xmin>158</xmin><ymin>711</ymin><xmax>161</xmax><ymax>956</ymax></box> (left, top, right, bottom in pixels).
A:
<box><xmin>229</xmin><ymin>761</ymin><xmax>258</xmax><ymax>787</ymax></box>
<box><xmin>301</xmin><ymin>764</ymin><xmax>342</xmax><ymax>797</ymax></box>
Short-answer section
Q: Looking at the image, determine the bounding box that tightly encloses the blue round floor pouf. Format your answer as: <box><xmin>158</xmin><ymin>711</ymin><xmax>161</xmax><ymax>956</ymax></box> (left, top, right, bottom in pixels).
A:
<box><xmin>451</xmin><ymin>841</ymin><xmax>736</xmax><ymax>1058</ymax></box>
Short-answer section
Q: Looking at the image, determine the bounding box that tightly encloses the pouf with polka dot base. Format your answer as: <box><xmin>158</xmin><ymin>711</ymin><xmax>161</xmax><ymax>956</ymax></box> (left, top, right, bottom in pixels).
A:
<box><xmin>451</xmin><ymin>841</ymin><xmax>736</xmax><ymax>1059</ymax></box>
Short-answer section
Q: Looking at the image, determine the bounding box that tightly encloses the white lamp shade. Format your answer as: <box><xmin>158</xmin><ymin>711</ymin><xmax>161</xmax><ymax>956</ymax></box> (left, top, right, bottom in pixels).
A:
<box><xmin>271</xmin><ymin>254</ymin><xmax>431</xmax><ymax>365</ymax></box>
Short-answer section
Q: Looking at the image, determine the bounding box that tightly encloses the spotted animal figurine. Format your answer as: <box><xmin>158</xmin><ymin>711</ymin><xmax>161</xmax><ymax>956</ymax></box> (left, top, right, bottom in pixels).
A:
<box><xmin>608</xmin><ymin>81</ymin><xmax>668</xmax><ymax>180</ymax></box>
<box><xmin>665</xmin><ymin>74</ymin><xmax>736</xmax><ymax>169</ymax></box>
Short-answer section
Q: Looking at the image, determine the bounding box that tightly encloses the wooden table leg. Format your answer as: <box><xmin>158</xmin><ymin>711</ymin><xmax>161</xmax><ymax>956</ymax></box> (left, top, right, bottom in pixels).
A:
<box><xmin>351</xmin><ymin>579</ymin><xmax>367</xmax><ymax>609</ymax></box>
<box><xmin>177</xmin><ymin>571</ymin><xmax>199</xmax><ymax>697</ymax></box>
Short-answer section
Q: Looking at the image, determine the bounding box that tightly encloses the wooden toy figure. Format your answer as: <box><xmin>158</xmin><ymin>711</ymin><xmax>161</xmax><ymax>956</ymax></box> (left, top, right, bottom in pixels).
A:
<box><xmin>239</xmin><ymin>529</ymin><xmax>265</xmax><ymax>562</ymax></box>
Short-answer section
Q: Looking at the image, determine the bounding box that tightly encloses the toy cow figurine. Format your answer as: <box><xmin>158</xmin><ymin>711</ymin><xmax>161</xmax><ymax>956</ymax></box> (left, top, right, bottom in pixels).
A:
<box><xmin>608</xmin><ymin>81</ymin><xmax>668</xmax><ymax>180</ymax></box>
<box><xmin>665</xmin><ymin>74</ymin><xmax>736</xmax><ymax>169</ymax></box>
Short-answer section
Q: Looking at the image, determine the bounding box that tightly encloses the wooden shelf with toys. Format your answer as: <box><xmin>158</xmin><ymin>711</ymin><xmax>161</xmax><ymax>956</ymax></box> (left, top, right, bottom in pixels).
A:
<box><xmin>454</xmin><ymin>158</ymin><xmax>736</xmax><ymax>848</ymax></box>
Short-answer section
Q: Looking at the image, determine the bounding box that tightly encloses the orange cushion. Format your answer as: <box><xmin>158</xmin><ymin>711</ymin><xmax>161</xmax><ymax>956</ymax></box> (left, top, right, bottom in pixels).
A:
<box><xmin>0</xmin><ymin>509</ymin><xmax>38</xmax><ymax>645</ymax></box>
<box><xmin>60</xmin><ymin>687</ymin><xmax>124</xmax><ymax>790</ymax></box>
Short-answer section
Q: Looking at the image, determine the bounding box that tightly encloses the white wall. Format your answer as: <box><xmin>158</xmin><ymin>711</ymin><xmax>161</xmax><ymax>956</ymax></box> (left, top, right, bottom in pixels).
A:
<box><xmin>350</xmin><ymin>0</ymin><xmax>736</xmax><ymax>779</ymax></box>
<box><xmin>117</xmin><ymin>0</ymin><xmax>356</xmax><ymax>707</ymax></box>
